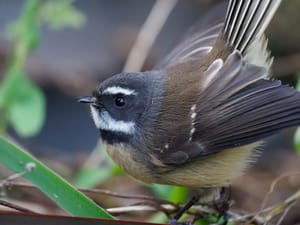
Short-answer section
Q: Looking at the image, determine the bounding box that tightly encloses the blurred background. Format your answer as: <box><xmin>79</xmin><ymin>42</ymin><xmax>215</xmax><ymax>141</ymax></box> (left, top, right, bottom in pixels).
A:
<box><xmin>0</xmin><ymin>0</ymin><xmax>300</xmax><ymax>224</ymax></box>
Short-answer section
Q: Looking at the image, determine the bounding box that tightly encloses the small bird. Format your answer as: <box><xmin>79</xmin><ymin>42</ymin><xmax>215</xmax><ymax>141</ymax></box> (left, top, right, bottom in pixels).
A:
<box><xmin>80</xmin><ymin>0</ymin><xmax>298</xmax><ymax>222</ymax></box>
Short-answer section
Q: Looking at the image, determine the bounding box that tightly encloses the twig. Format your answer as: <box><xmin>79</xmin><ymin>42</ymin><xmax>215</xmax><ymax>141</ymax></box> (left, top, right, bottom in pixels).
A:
<box><xmin>0</xmin><ymin>163</ymin><xmax>36</xmax><ymax>188</ymax></box>
<box><xmin>4</xmin><ymin>181</ymin><xmax>170</xmax><ymax>204</ymax></box>
<box><xmin>123</xmin><ymin>0</ymin><xmax>178</xmax><ymax>72</ymax></box>
<box><xmin>0</xmin><ymin>199</ymin><xmax>38</xmax><ymax>214</ymax></box>
<box><xmin>275</xmin><ymin>200</ymin><xmax>298</xmax><ymax>225</ymax></box>
<box><xmin>259</xmin><ymin>171</ymin><xmax>300</xmax><ymax>215</ymax></box>
<box><xmin>107</xmin><ymin>203</ymin><xmax>175</xmax><ymax>215</ymax></box>
<box><xmin>263</xmin><ymin>189</ymin><xmax>300</xmax><ymax>222</ymax></box>
<box><xmin>3</xmin><ymin>180</ymin><xmax>300</xmax><ymax>224</ymax></box>
<box><xmin>245</xmin><ymin>172</ymin><xmax>300</xmax><ymax>225</ymax></box>
<box><xmin>80</xmin><ymin>187</ymin><xmax>171</xmax><ymax>205</ymax></box>
<box><xmin>284</xmin><ymin>188</ymin><xmax>300</xmax><ymax>206</ymax></box>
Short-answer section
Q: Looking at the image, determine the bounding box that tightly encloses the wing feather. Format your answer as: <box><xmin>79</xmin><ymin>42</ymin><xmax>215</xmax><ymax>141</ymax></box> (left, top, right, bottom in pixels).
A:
<box><xmin>194</xmin><ymin>53</ymin><xmax>300</xmax><ymax>154</ymax></box>
<box><xmin>158</xmin><ymin>52</ymin><xmax>300</xmax><ymax>164</ymax></box>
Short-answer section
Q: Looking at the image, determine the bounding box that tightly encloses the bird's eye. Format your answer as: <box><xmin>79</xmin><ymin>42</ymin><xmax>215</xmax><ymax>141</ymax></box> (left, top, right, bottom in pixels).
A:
<box><xmin>114</xmin><ymin>95</ymin><xmax>126</xmax><ymax>108</ymax></box>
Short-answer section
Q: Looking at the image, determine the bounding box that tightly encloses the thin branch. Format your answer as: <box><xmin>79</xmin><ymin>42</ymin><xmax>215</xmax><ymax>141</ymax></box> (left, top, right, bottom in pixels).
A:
<box><xmin>0</xmin><ymin>163</ymin><xmax>36</xmax><ymax>188</ymax></box>
<box><xmin>107</xmin><ymin>204</ymin><xmax>175</xmax><ymax>215</ymax></box>
<box><xmin>246</xmin><ymin>172</ymin><xmax>300</xmax><ymax>225</ymax></box>
<box><xmin>123</xmin><ymin>0</ymin><xmax>178</xmax><ymax>72</ymax></box>
<box><xmin>5</xmin><ymin>181</ymin><xmax>170</xmax><ymax>204</ymax></box>
<box><xmin>275</xmin><ymin>200</ymin><xmax>298</xmax><ymax>225</ymax></box>
<box><xmin>81</xmin><ymin>187</ymin><xmax>171</xmax><ymax>205</ymax></box>
<box><xmin>0</xmin><ymin>199</ymin><xmax>39</xmax><ymax>214</ymax></box>
<box><xmin>3</xmin><ymin>179</ymin><xmax>300</xmax><ymax>224</ymax></box>
<box><xmin>259</xmin><ymin>171</ymin><xmax>300</xmax><ymax>215</ymax></box>
<box><xmin>264</xmin><ymin>189</ymin><xmax>300</xmax><ymax>222</ymax></box>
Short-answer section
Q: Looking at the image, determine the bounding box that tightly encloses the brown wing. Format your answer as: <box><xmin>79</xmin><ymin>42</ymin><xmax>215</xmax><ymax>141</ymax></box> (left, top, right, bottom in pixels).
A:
<box><xmin>157</xmin><ymin>52</ymin><xmax>300</xmax><ymax>165</ymax></box>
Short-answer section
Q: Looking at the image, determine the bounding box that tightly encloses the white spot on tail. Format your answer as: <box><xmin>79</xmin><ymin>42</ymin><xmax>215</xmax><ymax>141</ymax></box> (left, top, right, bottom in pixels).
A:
<box><xmin>90</xmin><ymin>106</ymin><xmax>135</xmax><ymax>134</ymax></box>
<box><xmin>102</xmin><ymin>86</ymin><xmax>137</xmax><ymax>95</ymax></box>
<box><xmin>245</xmin><ymin>35</ymin><xmax>273</xmax><ymax>76</ymax></box>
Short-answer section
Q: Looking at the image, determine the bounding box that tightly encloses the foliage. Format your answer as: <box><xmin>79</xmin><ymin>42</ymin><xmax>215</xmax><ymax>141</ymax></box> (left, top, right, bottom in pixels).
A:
<box><xmin>40</xmin><ymin>0</ymin><xmax>85</xmax><ymax>30</ymax></box>
<box><xmin>0</xmin><ymin>136</ymin><xmax>113</xmax><ymax>219</ymax></box>
<box><xmin>0</xmin><ymin>0</ymin><xmax>112</xmax><ymax>220</ymax></box>
<box><xmin>0</xmin><ymin>0</ymin><xmax>85</xmax><ymax>137</ymax></box>
<box><xmin>74</xmin><ymin>147</ymin><xmax>124</xmax><ymax>188</ymax></box>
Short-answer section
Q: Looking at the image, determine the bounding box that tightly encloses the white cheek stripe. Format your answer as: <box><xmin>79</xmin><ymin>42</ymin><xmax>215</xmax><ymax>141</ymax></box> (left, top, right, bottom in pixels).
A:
<box><xmin>102</xmin><ymin>86</ymin><xmax>137</xmax><ymax>95</ymax></box>
<box><xmin>90</xmin><ymin>106</ymin><xmax>135</xmax><ymax>134</ymax></box>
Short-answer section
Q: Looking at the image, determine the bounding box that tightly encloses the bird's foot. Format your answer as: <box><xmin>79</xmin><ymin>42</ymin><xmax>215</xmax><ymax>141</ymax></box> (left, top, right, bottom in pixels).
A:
<box><xmin>170</xmin><ymin>195</ymin><xmax>199</xmax><ymax>225</ymax></box>
<box><xmin>214</xmin><ymin>187</ymin><xmax>232</xmax><ymax>225</ymax></box>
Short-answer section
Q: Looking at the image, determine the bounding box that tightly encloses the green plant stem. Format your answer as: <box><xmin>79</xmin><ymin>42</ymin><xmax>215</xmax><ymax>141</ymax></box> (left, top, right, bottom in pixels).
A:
<box><xmin>0</xmin><ymin>0</ymin><xmax>40</xmax><ymax>135</ymax></box>
<box><xmin>12</xmin><ymin>0</ymin><xmax>39</xmax><ymax>71</ymax></box>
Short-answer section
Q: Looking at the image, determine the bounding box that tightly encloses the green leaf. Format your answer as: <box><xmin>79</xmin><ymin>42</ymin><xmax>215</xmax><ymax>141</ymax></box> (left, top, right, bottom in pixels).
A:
<box><xmin>1</xmin><ymin>0</ymin><xmax>85</xmax><ymax>136</ymax></box>
<box><xmin>75</xmin><ymin>167</ymin><xmax>112</xmax><ymax>188</ymax></box>
<box><xmin>195</xmin><ymin>218</ymin><xmax>209</xmax><ymax>225</ymax></box>
<box><xmin>0</xmin><ymin>136</ymin><xmax>113</xmax><ymax>219</ymax></box>
<box><xmin>169</xmin><ymin>186</ymin><xmax>188</xmax><ymax>203</ymax></box>
<box><xmin>8</xmin><ymin>76</ymin><xmax>45</xmax><ymax>137</ymax></box>
<box><xmin>41</xmin><ymin>0</ymin><xmax>86</xmax><ymax>30</ymax></box>
<box><xmin>152</xmin><ymin>184</ymin><xmax>173</xmax><ymax>200</ymax></box>
<box><xmin>0</xmin><ymin>67</ymin><xmax>45</xmax><ymax>137</ymax></box>
<box><xmin>296</xmin><ymin>75</ymin><xmax>300</xmax><ymax>91</ymax></box>
<box><xmin>294</xmin><ymin>127</ymin><xmax>300</xmax><ymax>156</ymax></box>
<box><xmin>0</xmin><ymin>68</ymin><xmax>21</xmax><ymax>107</ymax></box>
<box><xmin>148</xmin><ymin>212</ymin><xmax>168</xmax><ymax>223</ymax></box>
<box><xmin>152</xmin><ymin>184</ymin><xmax>188</xmax><ymax>203</ymax></box>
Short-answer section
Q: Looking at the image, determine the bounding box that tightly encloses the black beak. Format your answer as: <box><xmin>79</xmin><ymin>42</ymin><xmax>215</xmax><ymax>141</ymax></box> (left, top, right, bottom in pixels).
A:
<box><xmin>78</xmin><ymin>96</ymin><xmax>97</xmax><ymax>104</ymax></box>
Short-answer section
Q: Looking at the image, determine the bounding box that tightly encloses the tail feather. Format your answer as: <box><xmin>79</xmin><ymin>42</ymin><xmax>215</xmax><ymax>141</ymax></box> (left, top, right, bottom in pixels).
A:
<box><xmin>223</xmin><ymin>0</ymin><xmax>281</xmax><ymax>54</ymax></box>
<box><xmin>244</xmin><ymin>35</ymin><xmax>273</xmax><ymax>72</ymax></box>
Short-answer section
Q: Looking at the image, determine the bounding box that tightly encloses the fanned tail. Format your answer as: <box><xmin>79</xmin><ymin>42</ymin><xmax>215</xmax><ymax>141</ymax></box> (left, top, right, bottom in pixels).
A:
<box><xmin>222</xmin><ymin>0</ymin><xmax>281</xmax><ymax>72</ymax></box>
<box><xmin>223</xmin><ymin>0</ymin><xmax>281</xmax><ymax>53</ymax></box>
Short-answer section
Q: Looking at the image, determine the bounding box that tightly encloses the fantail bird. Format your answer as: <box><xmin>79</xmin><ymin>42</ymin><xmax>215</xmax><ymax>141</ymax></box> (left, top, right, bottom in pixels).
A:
<box><xmin>80</xmin><ymin>0</ymin><xmax>298</xmax><ymax>222</ymax></box>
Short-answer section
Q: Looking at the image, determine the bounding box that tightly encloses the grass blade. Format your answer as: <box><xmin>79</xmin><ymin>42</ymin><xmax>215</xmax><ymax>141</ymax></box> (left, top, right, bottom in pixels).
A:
<box><xmin>0</xmin><ymin>136</ymin><xmax>113</xmax><ymax>219</ymax></box>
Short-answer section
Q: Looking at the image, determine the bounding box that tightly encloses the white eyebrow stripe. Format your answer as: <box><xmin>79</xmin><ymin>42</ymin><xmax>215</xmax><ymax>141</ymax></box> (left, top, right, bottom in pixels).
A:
<box><xmin>90</xmin><ymin>106</ymin><xmax>135</xmax><ymax>134</ymax></box>
<box><xmin>102</xmin><ymin>86</ymin><xmax>137</xmax><ymax>95</ymax></box>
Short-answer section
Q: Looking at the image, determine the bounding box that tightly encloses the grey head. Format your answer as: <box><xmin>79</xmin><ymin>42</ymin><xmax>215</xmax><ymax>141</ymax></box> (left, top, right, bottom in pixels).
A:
<box><xmin>79</xmin><ymin>71</ymin><xmax>165</xmax><ymax>146</ymax></box>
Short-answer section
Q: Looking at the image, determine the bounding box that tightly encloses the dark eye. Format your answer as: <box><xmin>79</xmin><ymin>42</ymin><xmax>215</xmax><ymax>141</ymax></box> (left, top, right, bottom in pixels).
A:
<box><xmin>114</xmin><ymin>95</ymin><xmax>126</xmax><ymax>108</ymax></box>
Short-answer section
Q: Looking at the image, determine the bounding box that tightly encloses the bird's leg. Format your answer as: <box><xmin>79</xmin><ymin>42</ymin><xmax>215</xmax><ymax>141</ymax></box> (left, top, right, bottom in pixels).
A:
<box><xmin>169</xmin><ymin>195</ymin><xmax>199</xmax><ymax>225</ymax></box>
<box><xmin>169</xmin><ymin>187</ymin><xmax>231</xmax><ymax>225</ymax></box>
<box><xmin>213</xmin><ymin>186</ymin><xmax>231</xmax><ymax>225</ymax></box>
